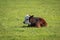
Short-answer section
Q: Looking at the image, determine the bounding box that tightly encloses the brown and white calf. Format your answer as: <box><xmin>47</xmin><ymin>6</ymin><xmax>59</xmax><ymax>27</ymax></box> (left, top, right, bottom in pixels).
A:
<box><xmin>23</xmin><ymin>15</ymin><xmax>47</xmax><ymax>28</ymax></box>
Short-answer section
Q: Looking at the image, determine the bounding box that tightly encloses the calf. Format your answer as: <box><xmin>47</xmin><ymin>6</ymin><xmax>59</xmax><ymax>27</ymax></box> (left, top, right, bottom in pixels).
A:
<box><xmin>23</xmin><ymin>15</ymin><xmax>47</xmax><ymax>28</ymax></box>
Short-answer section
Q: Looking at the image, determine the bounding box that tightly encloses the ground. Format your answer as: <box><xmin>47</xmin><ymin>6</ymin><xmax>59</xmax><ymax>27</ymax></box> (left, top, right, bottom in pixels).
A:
<box><xmin>0</xmin><ymin>0</ymin><xmax>60</xmax><ymax>40</ymax></box>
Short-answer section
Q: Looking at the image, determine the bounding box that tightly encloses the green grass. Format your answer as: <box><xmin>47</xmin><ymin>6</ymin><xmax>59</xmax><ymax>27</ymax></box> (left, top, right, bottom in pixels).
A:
<box><xmin>0</xmin><ymin>0</ymin><xmax>60</xmax><ymax>40</ymax></box>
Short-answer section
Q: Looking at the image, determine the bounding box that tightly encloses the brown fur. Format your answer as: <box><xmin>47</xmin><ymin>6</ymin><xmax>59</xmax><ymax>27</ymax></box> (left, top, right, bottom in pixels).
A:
<box><xmin>29</xmin><ymin>15</ymin><xmax>47</xmax><ymax>27</ymax></box>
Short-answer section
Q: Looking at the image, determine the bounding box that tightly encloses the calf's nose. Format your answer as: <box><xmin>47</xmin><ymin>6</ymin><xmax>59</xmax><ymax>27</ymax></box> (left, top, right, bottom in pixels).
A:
<box><xmin>23</xmin><ymin>21</ymin><xmax>25</xmax><ymax>24</ymax></box>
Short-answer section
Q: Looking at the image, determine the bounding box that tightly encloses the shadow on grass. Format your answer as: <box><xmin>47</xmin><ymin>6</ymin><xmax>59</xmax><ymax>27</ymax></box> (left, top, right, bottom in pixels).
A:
<box><xmin>21</xmin><ymin>25</ymin><xmax>37</xmax><ymax>28</ymax></box>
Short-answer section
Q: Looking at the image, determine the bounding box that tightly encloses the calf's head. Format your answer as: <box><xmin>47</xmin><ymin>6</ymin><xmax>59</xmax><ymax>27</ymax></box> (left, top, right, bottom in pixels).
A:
<box><xmin>23</xmin><ymin>15</ymin><xmax>34</xmax><ymax>24</ymax></box>
<box><xmin>23</xmin><ymin>15</ymin><xmax>31</xmax><ymax>25</ymax></box>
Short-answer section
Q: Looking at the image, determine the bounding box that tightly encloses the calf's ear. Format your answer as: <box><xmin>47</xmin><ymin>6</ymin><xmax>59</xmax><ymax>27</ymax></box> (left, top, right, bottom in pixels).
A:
<box><xmin>29</xmin><ymin>15</ymin><xmax>34</xmax><ymax>18</ymax></box>
<box><xmin>31</xmin><ymin>15</ymin><xmax>34</xmax><ymax>17</ymax></box>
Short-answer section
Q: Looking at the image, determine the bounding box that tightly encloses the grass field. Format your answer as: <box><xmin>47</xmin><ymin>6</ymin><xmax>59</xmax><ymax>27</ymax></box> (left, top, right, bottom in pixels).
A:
<box><xmin>0</xmin><ymin>0</ymin><xmax>60</xmax><ymax>40</ymax></box>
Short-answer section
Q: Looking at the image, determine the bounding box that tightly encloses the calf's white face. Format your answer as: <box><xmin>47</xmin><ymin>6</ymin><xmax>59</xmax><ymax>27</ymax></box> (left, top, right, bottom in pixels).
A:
<box><xmin>23</xmin><ymin>15</ymin><xmax>31</xmax><ymax>25</ymax></box>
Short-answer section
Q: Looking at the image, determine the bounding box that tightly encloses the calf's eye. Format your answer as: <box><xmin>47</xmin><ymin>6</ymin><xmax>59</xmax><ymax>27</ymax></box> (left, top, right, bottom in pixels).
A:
<box><xmin>26</xmin><ymin>19</ymin><xmax>29</xmax><ymax>20</ymax></box>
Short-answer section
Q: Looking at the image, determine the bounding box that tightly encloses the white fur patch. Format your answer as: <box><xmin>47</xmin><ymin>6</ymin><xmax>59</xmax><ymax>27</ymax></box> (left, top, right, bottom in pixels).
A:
<box><xmin>24</xmin><ymin>15</ymin><xmax>31</xmax><ymax>25</ymax></box>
